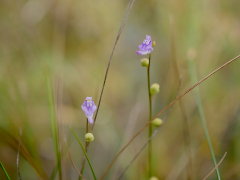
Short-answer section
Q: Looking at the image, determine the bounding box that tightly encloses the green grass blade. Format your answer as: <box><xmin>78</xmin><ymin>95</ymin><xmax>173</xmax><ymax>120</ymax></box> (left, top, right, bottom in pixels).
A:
<box><xmin>70</xmin><ymin>127</ymin><xmax>97</xmax><ymax>180</ymax></box>
<box><xmin>45</xmin><ymin>72</ymin><xmax>62</xmax><ymax>180</ymax></box>
<box><xmin>49</xmin><ymin>165</ymin><xmax>57</xmax><ymax>180</ymax></box>
<box><xmin>187</xmin><ymin>59</ymin><xmax>221</xmax><ymax>179</ymax></box>
<box><xmin>0</xmin><ymin>161</ymin><xmax>11</xmax><ymax>180</ymax></box>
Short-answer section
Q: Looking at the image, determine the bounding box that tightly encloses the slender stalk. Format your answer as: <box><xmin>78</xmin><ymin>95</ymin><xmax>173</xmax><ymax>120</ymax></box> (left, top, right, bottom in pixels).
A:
<box><xmin>80</xmin><ymin>118</ymin><xmax>89</xmax><ymax>179</ymax></box>
<box><xmin>70</xmin><ymin>127</ymin><xmax>97</xmax><ymax>180</ymax></box>
<box><xmin>0</xmin><ymin>162</ymin><xmax>11</xmax><ymax>180</ymax></box>
<box><xmin>92</xmin><ymin>0</ymin><xmax>136</xmax><ymax>130</ymax></box>
<box><xmin>99</xmin><ymin>54</ymin><xmax>240</xmax><ymax>180</ymax></box>
<box><xmin>117</xmin><ymin>77</ymin><xmax>182</xmax><ymax>180</ymax></box>
<box><xmin>46</xmin><ymin>72</ymin><xmax>62</xmax><ymax>180</ymax></box>
<box><xmin>147</xmin><ymin>53</ymin><xmax>152</xmax><ymax>177</ymax></box>
<box><xmin>188</xmin><ymin>59</ymin><xmax>221</xmax><ymax>179</ymax></box>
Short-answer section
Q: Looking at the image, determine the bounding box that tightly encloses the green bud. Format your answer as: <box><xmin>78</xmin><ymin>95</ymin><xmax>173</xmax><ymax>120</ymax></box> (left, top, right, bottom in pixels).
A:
<box><xmin>152</xmin><ymin>118</ymin><xmax>163</xmax><ymax>127</ymax></box>
<box><xmin>150</xmin><ymin>83</ymin><xmax>160</xmax><ymax>96</ymax></box>
<box><xmin>85</xmin><ymin>133</ymin><xmax>94</xmax><ymax>142</ymax></box>
<box><xmin>152</xmin><ymin>41</ymin><xmax>156</xmax><ymax>47</ymax></box>
<box><xmin>149</xmin><ymin>177</ymin><xmax>159</xmax><ymax>180</ymax></box>
<box><xmin>140</xmin><ymin>58</ymin><xmax>149</xmax><ymax>67</ymax></box>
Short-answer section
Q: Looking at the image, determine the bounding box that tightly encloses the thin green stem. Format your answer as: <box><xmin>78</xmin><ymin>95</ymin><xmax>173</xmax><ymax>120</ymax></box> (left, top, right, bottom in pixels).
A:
<box><xmin>147</xmin><ymin>53</ymin><xmax>152</xmax><ymax>177</ymax></box>
<box><xmin>117</xmin><ymin>78</ymin><xmax>182</xmax><ymax>180</ymax></box>
<box><xmin>0</xmin><ymin>162</ymin><xmax>11</xmax><ymax>180</ymax></box>
<box><xmin>187</xmin><ymin>59</ymin><xmax>221</xmax><ymax>180</ymax></box>
<box><xmin>80</xmin><ymin>118</ymin><xmax>89</xmax><ymax>179</ymax></box>
<box><xmin>46</xmin><ymin>72</ymin><xmax>62</xmax><ymax>180</ymax></box>
<box><xmin>70</xmin><ymin>127</ymin><xmax>97</xmax><ymax>180</ymax></box>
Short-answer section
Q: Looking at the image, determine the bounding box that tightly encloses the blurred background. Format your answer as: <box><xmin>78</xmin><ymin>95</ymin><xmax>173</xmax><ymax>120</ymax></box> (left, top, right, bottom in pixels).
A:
<box><xmin>1</xmin><ymin>0</ymin><xmax>240</xmax><ymax>179</ymax></box>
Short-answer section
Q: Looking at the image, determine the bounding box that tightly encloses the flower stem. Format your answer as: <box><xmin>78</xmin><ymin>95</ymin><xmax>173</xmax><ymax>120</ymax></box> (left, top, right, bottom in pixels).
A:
<box><xmin>80</xmin><ymin>118</ymin><xmax>89</xmax><ymax>180</ymax></box>
<box><xmin>147</xmin><ymin>53</ymin><xmax>152</xmax><ymax>177</ymax></box>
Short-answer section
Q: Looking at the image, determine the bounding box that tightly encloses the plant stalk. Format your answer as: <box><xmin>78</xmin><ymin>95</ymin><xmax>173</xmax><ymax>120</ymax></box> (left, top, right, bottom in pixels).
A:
<box><xmin>147</xmin><ymin>53</ymin><xmax>152</xmax><ymax>177</ymax></box>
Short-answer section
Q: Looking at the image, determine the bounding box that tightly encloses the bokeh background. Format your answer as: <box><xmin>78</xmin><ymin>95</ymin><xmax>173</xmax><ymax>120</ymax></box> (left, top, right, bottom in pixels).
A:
<box><xmin>1</xmin><ymin>0</ymin><xmax>240</xmax><ymax>179</ymax></box>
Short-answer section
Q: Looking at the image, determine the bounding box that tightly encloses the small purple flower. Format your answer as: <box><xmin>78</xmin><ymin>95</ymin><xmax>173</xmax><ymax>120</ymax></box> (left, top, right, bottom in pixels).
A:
<box><xmin>136</xmin><ymin>35</ymin><xmax>154</xmax><ymax>55</ymax></box>
<box><xmin>81</xmin><ymin>97</ymin><xmax>97</xmax><ymax>124</ymax></box>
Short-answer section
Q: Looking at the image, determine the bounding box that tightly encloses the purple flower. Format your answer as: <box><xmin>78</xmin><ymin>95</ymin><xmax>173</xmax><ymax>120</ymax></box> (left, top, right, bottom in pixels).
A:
<box><xmin>136</xmin><ymin>35</ymin><xmax>154</xmax><ymax>55</ymax></box>
<box><xmin>81</xmin><ymin>97</ymin><xmax>97</xmax><ymax>124</ymax></box>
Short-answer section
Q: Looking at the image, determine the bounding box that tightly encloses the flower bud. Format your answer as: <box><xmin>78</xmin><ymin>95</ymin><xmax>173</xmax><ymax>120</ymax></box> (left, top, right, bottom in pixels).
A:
<box><xmin>149</xmin><ymin>177</ymin><xmax>159</xmax><ymax>180</ymax></box>
<box><xmin>150</xmin><ymin>83</ymin><xmax>160</xmax><ymax>96</ymax></box>
<box><xmin>140</xmin><ymin>58</ymin><xmax>149</xmax><ymax>67</ymax></box>
<box><xmin>152</xmin><ymin>41</ymin><xmax>156</xmax><ymax>47</ymax></box>
<box><xmin>152</xmin><ymin>118</ymin><xmax>163</xmax><ymax>127</ymax></box>
<box><xmin>85</xmin><ymin>133</ymin><xmax>94</xmax><ymax>142</ymax></box>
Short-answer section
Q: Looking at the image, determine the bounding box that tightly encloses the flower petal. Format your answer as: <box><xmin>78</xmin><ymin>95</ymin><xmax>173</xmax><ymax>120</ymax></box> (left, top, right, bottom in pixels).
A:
<box><xmin>136</xmin><ymin>50</ymin><xmax>149</xmax><ymax>55</ymax></box>
<box><xmin>146</xmin><ymin>35</ymin><xmax>151</xmax><ymax>40</ymax></box>
<box><xmin>87</xmin><ymin>116</ymin><xmax>94</xmax><ymax>124</ymax></box>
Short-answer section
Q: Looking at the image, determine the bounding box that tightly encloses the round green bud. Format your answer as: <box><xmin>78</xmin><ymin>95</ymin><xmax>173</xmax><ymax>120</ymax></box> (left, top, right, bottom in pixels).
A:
<box><xmin>150</xmin><ymin>83</ymin><xmax>160</xmax><ymax>96</ymax></box>
<box><xmin>152</xmin><ymin>118</ymin><xmax>163</xmax><ymax>127</ymax></box>
<box><xmin>149</xmin><ymin>176</ymin><xmax>159</xmax><ymax>180</ymax></box>
<box><xmin>152</xmin><ymin>41</ymin><xmax>156</xmax><ymax>47</ymax></box>
<box><xmin>85</xmin><ymin>133</ymin><xmax>94</xmax><ymax>142</ymax></box>
<box><xmin>140</xmin><ymin>58</ymin><xmax>149</xmax><ymax>67</ymax></box>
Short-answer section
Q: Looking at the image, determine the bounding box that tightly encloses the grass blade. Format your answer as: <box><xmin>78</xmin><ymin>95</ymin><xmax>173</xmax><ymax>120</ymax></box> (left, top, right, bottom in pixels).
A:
<box><xmin>45</xmin><ymin>72</ymin><xmax>62</xmax><ymax>180</ymax></box>
<box><xmin>0</xmin><ymin>127</ymin><xmax>48</xmax><ymax>179</ymax></box>
<box><xmin>0</xmin><ymin>162</ymin><xmax>11</xmax><ymax>180</ymax></box>
<box><xmin>70</xmin><ymin>127</ymin><xmax>97</xmax><ymax>180</ymax></box>
<box><xmin>187</xmin><ymin>57</ymin><xmax>221</xmax><ymax>179</ymax></box>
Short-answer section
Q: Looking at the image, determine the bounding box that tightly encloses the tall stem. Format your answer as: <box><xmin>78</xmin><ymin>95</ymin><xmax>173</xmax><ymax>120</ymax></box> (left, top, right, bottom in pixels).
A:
<box><xmin>80</xmin><ymin>118</ymin><xmax>89</xmax><ymax>179</ymax></box>
<box><xmin>147</xmin><ymin>53</ymin><xmax>152</xmax><ymax>177</ymax></box>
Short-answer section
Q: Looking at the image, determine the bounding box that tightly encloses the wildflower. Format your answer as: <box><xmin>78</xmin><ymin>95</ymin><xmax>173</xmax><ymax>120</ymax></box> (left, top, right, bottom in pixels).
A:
<box><xmin>136</xmin><ymin>35</ymin><xmax>154</xmax><ymax>55</ymax></box>
<box><xmin>141</xmin><ymin>58</ymin><xmax>149</xmax><ymax>67</ymax></box>
<box><xmin>152</xmin><ymin>118</ymin><xmax>163</xmax><ymax>127</ymax></box>
<box><xmin>81</xmin><ymin>97</ymin><xmax>97</xmax><ymax>124</ymax></box>
<box><xmin>85</xmin><ymin>133</ymin><xmax>94</xmax><ymax>142</ymax></box>
<box><xmin>150</xmin><ymin>83</ymin><xmax>160</xmax><ymax>96</ymax></box>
